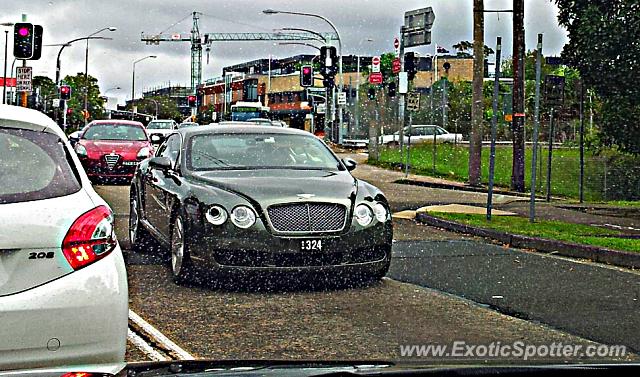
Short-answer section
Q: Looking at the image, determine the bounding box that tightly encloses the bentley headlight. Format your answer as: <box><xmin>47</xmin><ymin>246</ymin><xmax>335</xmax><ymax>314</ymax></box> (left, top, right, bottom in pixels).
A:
<box><xmin>206</xmin><ymin>205</ymin><xmax>228</xmax><ymax>226</ymax></box>
<box><xmin>355</xmin><ymin>204</ymin><xmax>373</xmax><ymax>226</ymax></box>
<box><xmin>231</xmin><ymin>205</ymin><xmax>256</xmax><ymax>229</ymax></box>
<box><xmin>373</xmin><ymin>203</ymin><xmax>388</xmax><ymax>222</ymax></box>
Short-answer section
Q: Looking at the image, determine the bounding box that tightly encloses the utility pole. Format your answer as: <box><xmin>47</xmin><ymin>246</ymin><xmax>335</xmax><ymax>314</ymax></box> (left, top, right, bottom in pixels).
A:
<box><xmin>530</xmin><ymin>34</ymin><xmax>543</xmax><ymax>223</ymax></box>
<box><xmin>511</xmin><ymin>0</ymin><xmax>526</xmax><ymax>192</ymax></box>
<box><xmin>468</xmin><ymin>0</ymin><xmax>484</xmax><ymax>186</ymax></box>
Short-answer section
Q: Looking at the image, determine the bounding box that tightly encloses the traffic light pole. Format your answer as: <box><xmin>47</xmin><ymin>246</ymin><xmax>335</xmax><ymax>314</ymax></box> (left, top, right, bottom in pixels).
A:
<box><xmin>398</xmin><ymin>27</ymin><xmax>406</xmax><ymax>151</ymax></box>
<box><xmin>62</xmin><ymin>99</ymin><xmax>67</xmax><ymax>131</ymax></box>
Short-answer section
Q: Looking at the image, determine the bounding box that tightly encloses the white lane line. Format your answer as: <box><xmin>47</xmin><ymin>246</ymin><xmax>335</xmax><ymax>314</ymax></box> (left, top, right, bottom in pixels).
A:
<box><xmin>129</xmin><ymin>309</ymin><xmax>195</xmax><ymax>360</ymax></box>
<box><xmin>127</xmin><ymin>328</ymin><xmax>168</xmax><ymax>362</ymax></box>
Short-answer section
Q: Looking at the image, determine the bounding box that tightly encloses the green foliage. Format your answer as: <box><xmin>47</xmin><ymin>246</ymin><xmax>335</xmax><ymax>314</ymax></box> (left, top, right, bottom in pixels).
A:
<box><xmin>429</xmin><ymin>213</ymin><xmax>640</xmax><ymax>253</ymax></box>
<box><xmin>374</xmin><ymin>143</ymin><xmax>640</xmax><ymax>201</ymax></box>
<box><xmin>135</xmin><ymin>96</ymin><xmax>182</xmax><ymax>121</ymax></box>
<box><xmin>61</xmin><ymin>73</ymin><xmax>105</xmax><ymax>127</ymax></box>
<box><xmin>554</xmin><ymin>0</ymin><xmax>640</xmax><ymax>154</ymax></box>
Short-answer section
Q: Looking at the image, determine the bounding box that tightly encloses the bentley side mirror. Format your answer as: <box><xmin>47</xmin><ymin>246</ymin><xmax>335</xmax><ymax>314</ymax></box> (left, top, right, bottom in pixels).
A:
<box><xmin>148</xmin><ymin>156</ymin><xmax>172</xmax><ymax>171</ymax></box>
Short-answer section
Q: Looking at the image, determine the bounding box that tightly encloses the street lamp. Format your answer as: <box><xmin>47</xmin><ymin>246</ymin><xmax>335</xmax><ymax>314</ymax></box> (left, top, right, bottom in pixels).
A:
<box><xmin>55</xmin><ymin>36</ymin><xmax>112</xmax><ymax>86</ymax></box>
<box><xmin>273</xmin><ymin>28</ymin><xmax>327</xmax><ymax>44</ymax></box>
<box><xmin>277</xmin><ymin>42</ymin><xmax>321</xmax><ymax>51</ymax></box>
<box><xmin>84</xmin><ymin>26</ymin><xmax>116</xmax><ymax>124</ymax></box>
<box><xmin>263</xmin><ymin>9</ymin><xmax>344</xmax><ymax>142</ymax></box>
<box><xmin>131</xmin><ymin>55</ymin><xmax>156</xmax><ymax>109</ymax></box>
<box><xmin>1</xmin><ymin>22</ymin><xmax>14</xmax><ymax>105</ymax></box>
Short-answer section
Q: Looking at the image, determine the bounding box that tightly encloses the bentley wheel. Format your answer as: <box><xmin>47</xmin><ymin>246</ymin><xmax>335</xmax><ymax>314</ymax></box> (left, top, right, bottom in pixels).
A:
<box><xmin>171</xmin><ymin>215</ymin><xmax>194</xmax><ymax>285</ymax></box>
<box><xmin>129</xmin><ymin>190</ymin><xmax>151</xmax><ymax>252</ymax></box>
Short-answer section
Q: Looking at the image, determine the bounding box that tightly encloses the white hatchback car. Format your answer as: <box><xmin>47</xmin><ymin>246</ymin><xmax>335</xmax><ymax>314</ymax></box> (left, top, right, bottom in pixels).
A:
<box><xmin>0</xmin><ymin>105</ymin><xmax>128</xmax><ymax>373</ymax></box>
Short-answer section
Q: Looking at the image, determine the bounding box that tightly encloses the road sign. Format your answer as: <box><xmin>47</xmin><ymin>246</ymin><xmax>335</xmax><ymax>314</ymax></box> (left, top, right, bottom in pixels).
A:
<box><xmin>405</xmin><ymin>29</ymin><xmax>432</xmax><ymax>48</ymax></box>
<box><xmin>407</xmin><ymin>91</ymin><xmax>420</xmax><ymax>111</ymax></box>
<box><xmin>394</xmin><ymin>37</ymin><xmax>400</xmax><ymax>56</ymax></box>
<box><xmin>337</xmin><ymin>92</ymin><xmax>347</xmax><ymax>105</ymax></box>
<box><xmin>392</xmin><ymin>58</ymin><xmax>401</xmax><ymax>74</ymax></box>
<box><xmin>369</xmin><ymin>72</ymin><xmax>383</xmax><ymax>84</ymax></box>
<box><xmin>372</xmin><ymin>56</ymin><xmax>381</xmax><ymax>73</ymax></box>
<box><xmin>544</xmin><ymin>75</ymin><xmax>565</xmax><ymax>107</ymax></box>
<box><xmin>545</xmin><ymin>56</ymin><xmax>563</xmax><ymax>66</ymax></box>
<box><xmin>405</xmin><ymin>7</ymin><xmax>436</xmax><ymax>30</ymax></box>
<box><xmin>403</xmin><ymin>7</ymin><xmax>435</xmax><ymax>48</ymax></box>
<box><xmin>16</xmin><ymin>67</ymin><xmax>32</xmax><ymax>92</ymax></box>
<box><xmin>398</xmin><ymin>72</ymin><xmax>408</xmax><ymax>94</ymax></box>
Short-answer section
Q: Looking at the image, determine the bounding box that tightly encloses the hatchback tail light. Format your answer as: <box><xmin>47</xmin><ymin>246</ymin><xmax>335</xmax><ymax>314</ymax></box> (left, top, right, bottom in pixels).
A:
<box><xmin>62</xmin><ymin>205</ymin><xmax>117</xmax><ymax>270</ymax></box>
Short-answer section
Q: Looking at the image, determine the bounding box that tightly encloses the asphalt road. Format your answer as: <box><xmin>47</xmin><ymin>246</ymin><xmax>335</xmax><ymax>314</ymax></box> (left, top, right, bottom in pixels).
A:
<box><xmin>94</xmin><ymin>183</ymin><xmax>636</xmax><ymax>363</ymax></box>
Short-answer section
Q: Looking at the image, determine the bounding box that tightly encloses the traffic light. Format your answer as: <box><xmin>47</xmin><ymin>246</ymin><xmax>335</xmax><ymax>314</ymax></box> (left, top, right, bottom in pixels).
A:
<box><xmin>404</xmin><ymin>52</ymin><xmax>418</xmax><ymax>81</ymax></box>
<box><xmin>300</xmin><ymin>65</ymin><xmax>313</xmax><ymax>87</ymax></box>
<box><xmin>388</xmin><ymin>82</ymin><xmax>397</xmax><ymax>98</ymax></box>
<box><xmin>66</xmin><ymin>108</ymin><xmax>73</xmax><ymax>115</ymax></box>
<box><xmin>188</xmin><ymin>95</ymin><xmax>197</xmax><ymax>107</ymax></box>
<box><xmin>13</xmin><ymin>23</ymin><xmax>34</xmax><ymax>59</ymax></box>
<box><xmin>60</xmin><ymin>85</ymin><xmax>71</xmax><ymax>101</ymax></box>
<box><xmin>322</xmin><ymin>77</ymin><xmax>335</xmax><ymax>89</ymax></box>
<box><xmin>319</xmin><ymin>46</ymin><xmax>338</xmax><ymax>77</ymax></box>
<box><xmin>368</xmin><ymin>87</ymin><xmax>376</xmax><ymax>100</ymax></box>
<box><xmin>31</xmin><ymin>25</ymin><xmax>44</xmax><ymax>60</ymax></box>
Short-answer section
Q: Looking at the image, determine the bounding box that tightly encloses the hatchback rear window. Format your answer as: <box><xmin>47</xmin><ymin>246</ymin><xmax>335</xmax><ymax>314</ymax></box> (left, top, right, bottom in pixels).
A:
<box><xmin>0</xmin><ymin>126</ymin><xmax>81</xmax><ymax>204</ymax></box>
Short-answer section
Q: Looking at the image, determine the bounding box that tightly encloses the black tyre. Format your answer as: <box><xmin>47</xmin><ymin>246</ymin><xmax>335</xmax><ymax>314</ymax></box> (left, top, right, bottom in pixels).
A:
<box><xmin>170</xmin><ymin>214</ymin><xmax>194</xmax><ymax>285</ymax></box>
<box><xmin>129</xmin><ymin>188</ymin><xmax>153</xmax><ymax>252</ymax></box>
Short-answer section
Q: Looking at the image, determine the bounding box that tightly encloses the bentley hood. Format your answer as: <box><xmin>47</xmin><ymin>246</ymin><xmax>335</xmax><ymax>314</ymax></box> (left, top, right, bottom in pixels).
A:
<box><xmin>189</xmin><ymin>169</ymin><xmax>358</xmax><ymax>207</ymax></box>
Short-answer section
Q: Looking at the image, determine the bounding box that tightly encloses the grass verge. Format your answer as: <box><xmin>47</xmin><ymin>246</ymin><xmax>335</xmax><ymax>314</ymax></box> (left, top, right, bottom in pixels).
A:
<box><xmin>425</xmin><ymin>212</ymin><xmax>640</xmax><ymax>253</ymax></box>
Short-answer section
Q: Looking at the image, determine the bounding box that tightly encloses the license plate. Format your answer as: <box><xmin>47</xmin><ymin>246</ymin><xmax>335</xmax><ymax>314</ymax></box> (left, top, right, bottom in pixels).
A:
<box><xmin>300</xmin><ymin>239</ymin><xmax>322</xmax><ymax>251</ymax></box>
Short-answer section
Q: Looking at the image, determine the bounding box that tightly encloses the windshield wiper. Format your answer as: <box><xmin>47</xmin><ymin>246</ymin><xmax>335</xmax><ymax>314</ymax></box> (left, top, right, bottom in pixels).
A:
<box><xmin>192</xmin><ymin>150</ymin><xmax>235</xmax><ymax>168</ymax></box>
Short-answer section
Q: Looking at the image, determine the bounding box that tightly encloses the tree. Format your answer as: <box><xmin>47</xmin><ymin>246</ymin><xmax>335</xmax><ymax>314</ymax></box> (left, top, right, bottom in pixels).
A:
<box><xmin>555</xmin><ymin>0</ymin><xmax>640</xmax><ymax>154</ymax></box>
<box><xmin>135</xmin><ymin>96</ymin><xmax>182</xmax><ymax>121</ymax></box>
<box><xmin>31</xmin><ymin>76</ymin><xmax>57</xmax><ymax>114</ymax></box>
<box><xmin>453</xmin><ymin>40</ymin><xmax>494</xmax><ymax>58</ymax></box>
<box><xmin>62</xmin><ymin>73</ymin><xmax>105</xmax><ymax>128</ymax></box>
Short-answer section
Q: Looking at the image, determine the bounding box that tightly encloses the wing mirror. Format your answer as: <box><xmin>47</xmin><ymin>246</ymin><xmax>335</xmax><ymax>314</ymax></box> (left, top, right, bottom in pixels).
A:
<box><xmin>342</xmin><ymin>157</ymin><xmax>357</xmax><ymax>172</ymax></box>
<box><xmin>148</xmin><ymin>156</ymin><xmax>172</xmax><ymax>171</ymax></box>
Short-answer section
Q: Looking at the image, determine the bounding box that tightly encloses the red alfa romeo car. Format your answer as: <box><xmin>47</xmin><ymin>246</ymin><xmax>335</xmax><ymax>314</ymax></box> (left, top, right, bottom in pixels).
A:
<box><xmin>74</xmin><ymin>120</ymin><xmax>153</xmax><ymax>182</ymax></box>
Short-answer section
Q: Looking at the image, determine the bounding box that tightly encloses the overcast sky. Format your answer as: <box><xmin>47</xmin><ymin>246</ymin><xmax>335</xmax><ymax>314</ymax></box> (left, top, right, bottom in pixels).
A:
<box><xmin>2</xmin><ymin>0</ymin><xmax>567</xmax><ymax>104</ymax></box>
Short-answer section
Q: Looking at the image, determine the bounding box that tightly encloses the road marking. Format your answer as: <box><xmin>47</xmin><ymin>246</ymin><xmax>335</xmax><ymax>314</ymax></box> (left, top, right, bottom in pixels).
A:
<box><xmin>129</xmin><ymin>309</ymin><xmax>195</xmax><ymax>360</ymax></box>
<box><xmin>127</xmin><ymin>328</ymin><xmax>168</xmax><ymax>361</ymax></box>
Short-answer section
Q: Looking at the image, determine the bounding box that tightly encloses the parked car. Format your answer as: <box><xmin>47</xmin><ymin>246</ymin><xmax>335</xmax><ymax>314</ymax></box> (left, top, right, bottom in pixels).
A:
<box><xmin>178</xmin><ymin>121</ymin><xmax>200</xmax><ymax>129</ymax></box>
<box><xmin>0</xmin><ymin>105</ymin><xmax>128</xmax><ymax>371</ymax></box>
<box><xmin>74</xmin><ymin>119</ymin><xmax>153</xmax><ymax>182</ymax></box>
<box><xmin>381</xmin><ymin>125</ymin><xmax>464</xmax><ymax>146</ymax></box>
<box><xmin>344</xmin><ymin>125</ymin><xmax>464</xmax><ymax>148</ymax></box>
<box><xmin>270</xmin><ymin>120</ymin><xmax>288</xmax><ymax>127</ymax></box>
<box><xmin>246</xmin><ymin>117</ymin><xmax>275</xmax><ymax>126</ymax></box>
<box><xmin>129</xmin><ymin>124</ymin><xmax>393</xmax><ymax>284</ymax></box>
<box><xmin>146</xmin><ymin>119</ymin><xmax>178</xmax><ymax>144</ymax></box>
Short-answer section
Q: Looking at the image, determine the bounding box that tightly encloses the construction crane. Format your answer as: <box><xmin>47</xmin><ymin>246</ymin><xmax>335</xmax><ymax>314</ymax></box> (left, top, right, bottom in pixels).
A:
<box><xmin>141</xmin><ymin>12</ymin><xmax>338</xmax><ymax>92</ymax></box>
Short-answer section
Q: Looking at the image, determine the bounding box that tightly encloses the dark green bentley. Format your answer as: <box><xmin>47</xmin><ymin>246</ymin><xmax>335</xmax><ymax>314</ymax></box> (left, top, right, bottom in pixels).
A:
<box><xmin>129</xmin><ymin>124</ymin><xmax>393</xmax><ymax>284</ymax></box>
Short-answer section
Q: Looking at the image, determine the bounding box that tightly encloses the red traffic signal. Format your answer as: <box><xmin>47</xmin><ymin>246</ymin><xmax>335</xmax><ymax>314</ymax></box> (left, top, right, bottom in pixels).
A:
<box><xmin>66</xmin><ymin>108</ymin><xmax>73</xmax><ymax>115</ymax></box>
<box><xmin>60</xmin><ymin>85</ymin><xmax>71</xmax><ymax>100</ymax></box>
<box><xmin>14</xmin><ymin>23</ymin><xmax>34</xmax><ymax>59</ymax></box>
<box><xmin>300</xmin><ymin>65</ymin><xmax>313</xmax><ymax>87</ymax></box>
<box><xmin>187</xmin><ymin>95</ymin><xmax>197</xmax><ymax>107</ymax></box>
